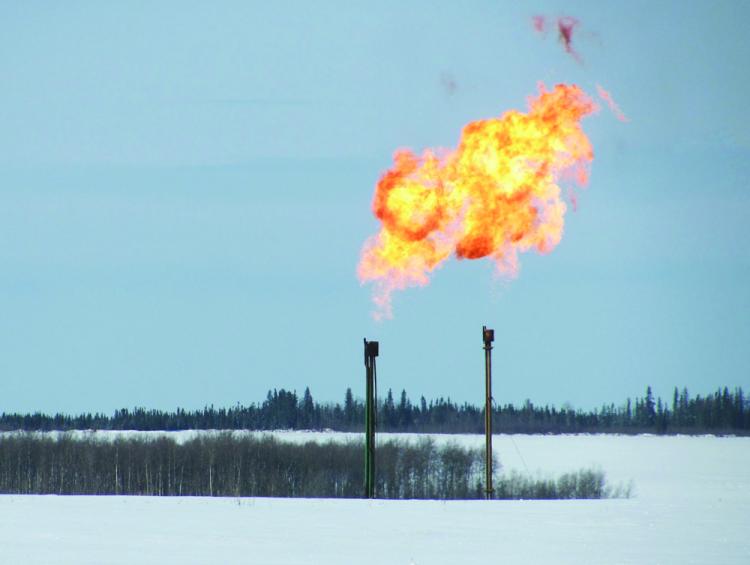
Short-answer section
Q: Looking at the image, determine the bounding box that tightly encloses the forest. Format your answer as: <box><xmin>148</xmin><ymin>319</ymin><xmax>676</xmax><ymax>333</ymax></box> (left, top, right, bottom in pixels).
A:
<box><xmin>0</xmin><ymin>433</ymin><xmax>622</xmax><ymax>500</ymax></box>
<box><xmin>1</xmin><ymin>385</ymin><xmax>747</xmax><ymax>435</ymax></box>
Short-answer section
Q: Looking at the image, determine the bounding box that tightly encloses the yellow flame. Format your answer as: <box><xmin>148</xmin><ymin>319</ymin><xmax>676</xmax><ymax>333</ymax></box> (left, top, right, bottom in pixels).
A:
<box><xmin>358</xmin><ymin>84</ymin><xmax>597</xmax><ymax>319</ymax></box>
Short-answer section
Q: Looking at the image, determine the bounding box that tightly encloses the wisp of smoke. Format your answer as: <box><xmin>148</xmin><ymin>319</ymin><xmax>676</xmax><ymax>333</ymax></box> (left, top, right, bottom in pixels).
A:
<box><xmin>557</xmin><ymin>16</ymin><xmax>582</xmax><ymax>63</ymax></box>
<box><xmin>596</xmin><ymin>84</ymin><xmax>629</xmax><ymax>122</ymax></box>
<box><xmin>440</xmin><ymin>72</ymin><xmax>458</xmax><ymax>96</ymax></box>
<box><xmin>531</xmin><ymin>15</ymin><xmax>584</xmax><ymax>64</ymax></box>
<box><xmin>532</xmin><ymin>15</ymin><xmax>547</xmax><ymax>34</ymax></box>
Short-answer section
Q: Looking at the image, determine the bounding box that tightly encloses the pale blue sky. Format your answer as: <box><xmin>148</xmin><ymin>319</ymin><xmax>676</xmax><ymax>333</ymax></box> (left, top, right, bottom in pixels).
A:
<box><xmin>1</xmin><ymin>1</ymin><xmax>748</xmax><ymax>413</ymax></box>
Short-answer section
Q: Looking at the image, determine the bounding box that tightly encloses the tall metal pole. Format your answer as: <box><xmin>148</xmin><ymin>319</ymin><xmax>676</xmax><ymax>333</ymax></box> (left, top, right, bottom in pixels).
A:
<box><xmin>364</xmin><ymin>339</ymin><xmax>379</xmax><ymax>499</ymax></box>
<box><xmin>483</xmin><ymin>326</ymin><xmax>494</xmax><ymax>499</ymax></box>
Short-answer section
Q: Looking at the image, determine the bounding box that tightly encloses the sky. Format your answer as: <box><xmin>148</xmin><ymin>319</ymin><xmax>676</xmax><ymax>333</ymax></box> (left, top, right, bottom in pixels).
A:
<box><xmin>0</xmin><ymin>1</ymin><xmax>748</xmax><ymax>414</ymax></box>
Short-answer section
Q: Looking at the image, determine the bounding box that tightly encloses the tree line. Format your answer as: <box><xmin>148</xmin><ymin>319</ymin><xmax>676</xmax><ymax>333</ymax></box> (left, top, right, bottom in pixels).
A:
<box><xmin>1</xmin><ymin>385</ymin><xmax>747</xmax><ymax>435</ymax></box>
<box><xmin>0</xmin><ymin>433</ymin><xmax>619</xmax><ymax>500</ymax></box>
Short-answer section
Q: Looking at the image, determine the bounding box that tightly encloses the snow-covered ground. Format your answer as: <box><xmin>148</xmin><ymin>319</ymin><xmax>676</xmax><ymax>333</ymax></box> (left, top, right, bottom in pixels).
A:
<box><xmin>1</xmin><ymin>433</ymin><xmax>748</xmax><ymax>564</ymax></box>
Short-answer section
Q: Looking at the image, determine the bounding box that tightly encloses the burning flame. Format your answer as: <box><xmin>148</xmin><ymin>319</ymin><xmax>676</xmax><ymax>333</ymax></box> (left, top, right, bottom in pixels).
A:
<box><xmin>358</xmin><ymin>84</ymin><xmax>598</xmax><ymax>319</ymax></box>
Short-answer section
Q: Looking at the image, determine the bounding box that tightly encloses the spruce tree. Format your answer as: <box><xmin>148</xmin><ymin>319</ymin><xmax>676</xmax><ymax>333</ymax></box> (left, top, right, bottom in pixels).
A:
<box><xmin>344</xmin><ymin>388</ymin><xmax>355</xmax><ymax>428</ymax></box>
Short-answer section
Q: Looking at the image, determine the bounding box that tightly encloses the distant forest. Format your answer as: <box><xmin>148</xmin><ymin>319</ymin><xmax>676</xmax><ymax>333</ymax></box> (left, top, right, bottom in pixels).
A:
<box><xmin>1</xmin><ymin>386</ymin><xmax>747</xmax><ymax>435</ymax></box>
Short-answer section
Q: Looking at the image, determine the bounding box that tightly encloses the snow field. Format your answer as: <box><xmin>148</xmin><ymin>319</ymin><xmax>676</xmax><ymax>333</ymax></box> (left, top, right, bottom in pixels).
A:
<box><xmin>0</xmin><ymin>433</ymin><xmax>748</xmax><ymax>564</ymax></box>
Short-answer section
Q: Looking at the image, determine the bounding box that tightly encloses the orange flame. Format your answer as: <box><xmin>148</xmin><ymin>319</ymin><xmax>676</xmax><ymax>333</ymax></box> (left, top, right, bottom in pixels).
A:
<box><xmin>358</xmin><ymin>84</ymin><xmax>597</xmax><ymax>319</ymax></box>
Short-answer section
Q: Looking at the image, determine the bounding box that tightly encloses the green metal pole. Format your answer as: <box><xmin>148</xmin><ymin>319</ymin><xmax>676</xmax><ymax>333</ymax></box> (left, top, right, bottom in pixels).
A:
<box><xmin>365</xmin><ymin>358</ymin><xmax>373</xmax><ymax>498</ymax></box>
<box><xmin>364</xmin><ymin>339</ymin><xmax>378</xmax><ymax>498</ymax></box>
<box><xmin>483</xmin><ymin>326</ymin><xmax>494</xmax><ymax>500</ymax></box>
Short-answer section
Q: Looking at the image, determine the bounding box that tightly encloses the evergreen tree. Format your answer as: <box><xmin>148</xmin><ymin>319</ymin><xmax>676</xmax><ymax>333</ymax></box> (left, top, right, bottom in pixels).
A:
<box><xmin>625</xmin><ymin>398</ymin><xmax>632</xmax><ymax>426</ymax></box>
<box><xmin>398</xmin><ymin>389</ymin><xmax>413</xmax><ymax>429</ymax></box>
<box><xmin>344</xmin><ymin>388</ymin><xmax>355</xmax><ymax>428</ymax></box>
<box><xmin>383</xmin><ymin>389</ymin><xmax>397</xmax><ymax>429</ymax></box>
<box><xmin>301</xmin><ymin>387</ymin><xmax>315</xmax><ymax>429</ymax></box>
<box><xmin>645</xmin><ymin>386</ymin><xmax>656</xmax><ymax>427</ymax></box>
